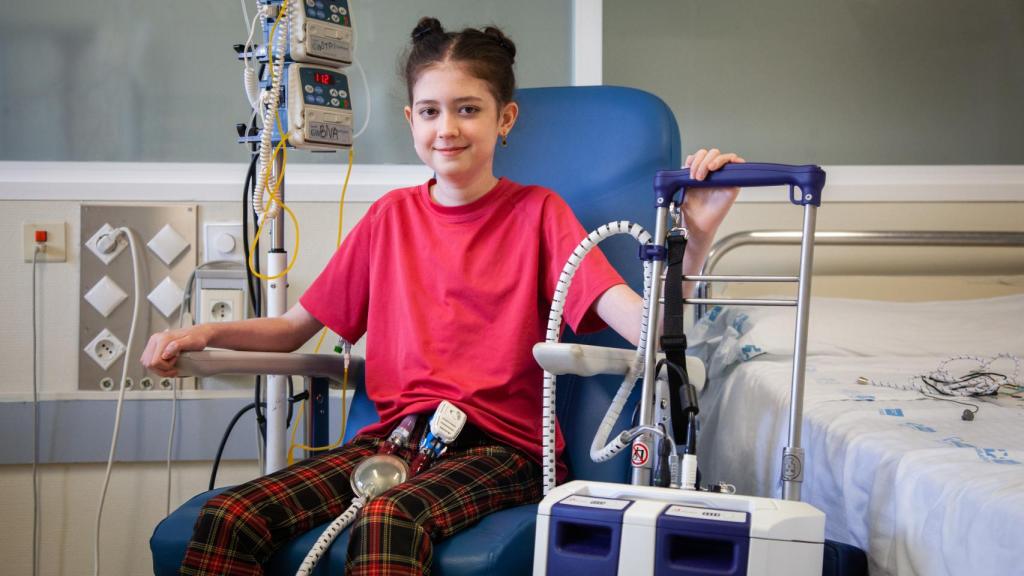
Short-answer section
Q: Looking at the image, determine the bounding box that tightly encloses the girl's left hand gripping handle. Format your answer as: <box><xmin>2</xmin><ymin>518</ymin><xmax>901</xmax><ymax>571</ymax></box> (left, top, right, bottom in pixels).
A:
<box><xmin>654</xmin><ymin>162</ymin><xmax>826</xmax><ymax>207</ymax></box>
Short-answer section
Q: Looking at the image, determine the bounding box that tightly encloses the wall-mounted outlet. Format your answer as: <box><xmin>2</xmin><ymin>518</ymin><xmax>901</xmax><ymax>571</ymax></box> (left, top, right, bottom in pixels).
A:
<box><xmin>79</xmin><ymin>204</ymin><xmax>197</xmax><ymax>391</ymax></box>
<box><xmin>84</xmin><ymin>328</ymin><xmax>126</xmax><ymax>371</ymax></box>
<box><xmin>84</xmin><ymin>223</ymin><xmax>128</xmax><ymax>264</ymax></box>
<box><xmin>204</xmin><ymin>223</ymin><xmax>245</xmax><ymax>264</ymax></box>
<box><xmin>199</xmin><ymin>288</ymin><xmax>245</xmax><ymax>323</ymax></box>
<box><xmin>23</xmin><ymin>222</ymin><xmax>67</xmax><ymax>262</ymax></box>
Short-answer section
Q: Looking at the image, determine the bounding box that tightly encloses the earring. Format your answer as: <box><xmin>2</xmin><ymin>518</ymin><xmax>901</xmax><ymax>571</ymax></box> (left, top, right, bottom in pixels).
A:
<box><xmin>501</xmin><ymin>132</ymin><xmax>508</xmax><ymax>147</ymax></box>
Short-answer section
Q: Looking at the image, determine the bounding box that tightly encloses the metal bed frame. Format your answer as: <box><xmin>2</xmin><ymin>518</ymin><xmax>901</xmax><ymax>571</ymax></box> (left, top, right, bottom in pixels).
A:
<box><xmin>688</xmin><ymin>229</ymin><xmax>1024</xmax><ymax>500</ymax></box>
<box><xmin>696</xmin><ymin>230</ymin><xmax>1024</xmax><ymax>316</ymax></box>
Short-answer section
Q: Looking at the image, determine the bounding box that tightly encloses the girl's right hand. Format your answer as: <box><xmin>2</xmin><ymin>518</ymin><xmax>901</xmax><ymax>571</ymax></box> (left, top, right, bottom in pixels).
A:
<box><xmin>140</xmin><ymin>326</ymin><xmax>211</xmax><ymax>377</ymax></box>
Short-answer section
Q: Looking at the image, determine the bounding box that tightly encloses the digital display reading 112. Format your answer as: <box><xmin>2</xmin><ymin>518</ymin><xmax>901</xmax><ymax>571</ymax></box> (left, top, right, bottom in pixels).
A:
<box><xmin>314</xmin><ymin>72</ymin><xmax>334</xmax><ymax>85</ymax></box>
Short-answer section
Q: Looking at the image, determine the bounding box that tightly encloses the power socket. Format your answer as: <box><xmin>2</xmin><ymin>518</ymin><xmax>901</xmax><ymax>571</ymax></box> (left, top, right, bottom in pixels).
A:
<box><xmin>198</xmin><ymin>288</ymin><xmax>245</xmax><ymax>323</ymax></box>
<box><xmin>194</xmin><ymin>266</ymin><xmax>249</xmax><ymax>324</ymax></box>
<box><xmin>84</xmin><ymin>328</ymin><xmax>126</xmax><ymax>371</ymax></box>
<box><xmin>23</xmin><ymin>222</ymin><xmax>67</xmax><ymax>262</ymax></box>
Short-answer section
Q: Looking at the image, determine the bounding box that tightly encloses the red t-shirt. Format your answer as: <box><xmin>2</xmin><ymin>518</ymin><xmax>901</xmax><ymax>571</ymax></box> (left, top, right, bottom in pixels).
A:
<box><xmin>300</xmin><ymin>178</ymin><xmax>625</xmax><ymax>480</ymax></box>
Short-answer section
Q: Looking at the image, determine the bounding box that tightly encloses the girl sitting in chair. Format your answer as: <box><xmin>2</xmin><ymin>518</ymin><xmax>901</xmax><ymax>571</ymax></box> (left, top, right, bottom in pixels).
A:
<box><xmin>142</xmin><ymin>16</ymin><xmax>744</xmax><ymax>575</ymax></box>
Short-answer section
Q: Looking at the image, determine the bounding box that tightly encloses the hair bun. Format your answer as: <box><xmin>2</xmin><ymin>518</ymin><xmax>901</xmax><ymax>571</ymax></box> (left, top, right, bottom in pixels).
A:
<box><xmin>483</xmin><ymin>26</ymin><xmax>516</xmax><ymax>60</ymax></box>
<box><xmin>412</xmin><ymin>17</ymin><xmax>444</xmax><ymax>42</ymax></box>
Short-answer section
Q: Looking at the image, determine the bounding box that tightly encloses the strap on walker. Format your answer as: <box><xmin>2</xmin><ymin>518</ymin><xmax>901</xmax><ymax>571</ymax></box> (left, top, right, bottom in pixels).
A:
<box><xmin>659</xmin><ymin>225</ymin><xmax>701</xmax><ymax>491</ymax></box>
<box><xmin>660</xmin><ymin>231</ymin><xmax>698</xmax><ymax>451</ymax></box>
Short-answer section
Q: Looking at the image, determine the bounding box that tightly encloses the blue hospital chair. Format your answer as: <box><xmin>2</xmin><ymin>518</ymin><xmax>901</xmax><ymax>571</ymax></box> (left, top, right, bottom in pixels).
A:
<box><xmin>151</xmin><ymin>85</ymin><xmax>869</xmax><ymax>575</ymax></box>
<box><xmin>151</xmin><ymin>85</ymin><xmax>677</xmax><ymax>574</ymax></box>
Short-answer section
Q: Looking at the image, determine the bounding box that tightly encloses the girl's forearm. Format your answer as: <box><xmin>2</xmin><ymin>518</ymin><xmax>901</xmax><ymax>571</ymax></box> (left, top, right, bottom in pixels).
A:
<box><xmin>201</xmin><ymin>305</ymin><xmax>323</xmax><ymax>352</ymax></box>
<box><xmin>596</xmin><ymin>239</ymin><xmax>713</xmax><ymax>348</ymax></box>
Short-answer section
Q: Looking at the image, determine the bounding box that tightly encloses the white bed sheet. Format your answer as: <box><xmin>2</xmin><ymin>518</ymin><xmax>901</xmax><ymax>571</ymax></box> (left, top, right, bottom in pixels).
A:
<box><xmin>693</xmin><ymin>297</ymin><xmax>1024</xmax><ymax>576</ymax></box>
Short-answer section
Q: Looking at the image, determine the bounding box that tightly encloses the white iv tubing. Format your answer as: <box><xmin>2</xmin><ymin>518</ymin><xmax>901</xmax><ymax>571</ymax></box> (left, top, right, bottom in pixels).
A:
<box><xmin>253</xmin><ymin>8</ymin><xmax>288</xmax><ymax>224</ymax></box>
<box><xmin>542</xmin><ymin>220</ymin><xmax>653</xmax><ymax>494</ymax></box>
<box><xmin>241</xmin><ymin>12</ymin><xmax>262</xmax><ymax>110</ymax></box>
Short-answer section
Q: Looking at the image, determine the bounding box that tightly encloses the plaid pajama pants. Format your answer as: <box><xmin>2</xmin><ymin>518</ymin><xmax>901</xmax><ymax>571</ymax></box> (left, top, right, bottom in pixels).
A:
<box><xmin>180</xmin><ymin>427</ymin><xmax>542</xmax><ymax>575</ymax></box>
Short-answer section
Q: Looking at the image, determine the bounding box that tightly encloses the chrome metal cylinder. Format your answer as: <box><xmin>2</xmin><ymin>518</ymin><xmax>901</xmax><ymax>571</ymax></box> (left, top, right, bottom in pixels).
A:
<box><xmin>783</xmin><ymin>205</ymin><xmax>818</xmax><ymax>501</ymax></box>
<box><xmin>632</xmin><ymin>206</ymin><xmax>670</xmax><ymax>486</ymax></box>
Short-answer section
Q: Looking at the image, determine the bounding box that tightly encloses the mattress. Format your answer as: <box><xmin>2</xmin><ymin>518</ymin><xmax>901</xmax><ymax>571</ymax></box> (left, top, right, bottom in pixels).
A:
<box><xmin>690</xmin><ymin>296</ymin><xmax>1024</xmax><ymax>576</ymax></box>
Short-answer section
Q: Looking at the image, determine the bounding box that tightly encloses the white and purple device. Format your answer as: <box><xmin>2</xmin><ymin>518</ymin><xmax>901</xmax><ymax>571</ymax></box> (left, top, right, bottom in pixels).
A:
<box><xmin>534</xmin><ymin>481</ymin><xmax>824</xmax><ymax>576</ymax></box>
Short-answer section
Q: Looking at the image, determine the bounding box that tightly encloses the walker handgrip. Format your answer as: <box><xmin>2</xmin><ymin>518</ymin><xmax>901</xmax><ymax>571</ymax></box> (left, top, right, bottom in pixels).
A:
<box><xmin>654</xmin><ymin>163</ymin><xmax>825</xmax><ymax>207</ymax></box>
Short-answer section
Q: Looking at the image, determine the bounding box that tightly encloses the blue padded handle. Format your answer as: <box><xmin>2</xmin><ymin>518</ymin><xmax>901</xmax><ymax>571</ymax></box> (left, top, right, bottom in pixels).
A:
<box><xmin>654</xmin><ymin>162</ymin><xmax>825</xmax><ymax>207</ymax></box>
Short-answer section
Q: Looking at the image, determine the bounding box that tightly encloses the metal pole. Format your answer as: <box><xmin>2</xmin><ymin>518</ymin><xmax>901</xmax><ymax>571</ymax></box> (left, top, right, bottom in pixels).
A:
<box><xmin>632</xmin><ymin>206</ymin><xmax>669</xmax><ymax>486</ymax></box>
<box><xmin>680</xmin><ymin>298</ymin><xmax>796</xmax><ymax>307</ymax></box>
<box><xmin>265</xmin><ymin>153</ymin><xmax>289</xmax><ymax>474</ymax></box>
<box><xmin>782</xmin><ymin>204</ymin><xmax>817</xmax><ymax>501</ymax></box>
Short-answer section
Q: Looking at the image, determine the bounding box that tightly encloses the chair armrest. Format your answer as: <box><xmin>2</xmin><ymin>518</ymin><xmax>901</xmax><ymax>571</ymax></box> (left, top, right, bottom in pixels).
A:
<box><xmin>177</xmin><ymin>350</ymin><xmax>362</xmax><ymax>386</ymax></box>
<box><xmin>532</xmin><ymin>342</ymin><xmax>705</xmax><ymax>390</ymax></box>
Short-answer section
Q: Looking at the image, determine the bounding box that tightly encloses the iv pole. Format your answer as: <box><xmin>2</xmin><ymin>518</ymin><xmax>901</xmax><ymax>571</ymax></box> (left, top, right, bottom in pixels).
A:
<box><xmin>264</xmin><ymin>154</ymin><xmax>289</xmax><ymax>474</ymax></box>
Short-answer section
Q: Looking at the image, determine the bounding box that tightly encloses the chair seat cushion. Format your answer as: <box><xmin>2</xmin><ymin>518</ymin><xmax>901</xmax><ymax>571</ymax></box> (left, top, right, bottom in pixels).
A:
<box><xmin>151</xmin><ymin>488</ymin><xmax>537</xmax><ymax>575</ymax></box>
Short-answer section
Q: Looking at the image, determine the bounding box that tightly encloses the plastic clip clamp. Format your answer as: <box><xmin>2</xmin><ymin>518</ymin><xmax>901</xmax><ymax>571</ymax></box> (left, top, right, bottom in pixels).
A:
<box><xmin>638</xmin><ymin>244</ymin><xmax>667</xmax><ymax>261</ymax></box>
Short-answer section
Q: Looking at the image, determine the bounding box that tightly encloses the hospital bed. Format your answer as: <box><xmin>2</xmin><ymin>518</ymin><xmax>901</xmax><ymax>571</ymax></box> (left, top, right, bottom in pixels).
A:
<box><xmin>688</xmin><ymin>230</ymin><xmax>1024</xmax><ymax>576</ymax></box>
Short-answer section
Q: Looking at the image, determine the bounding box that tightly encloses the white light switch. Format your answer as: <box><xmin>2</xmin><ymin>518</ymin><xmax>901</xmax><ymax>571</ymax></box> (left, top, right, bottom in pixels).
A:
<box><xmin>147</xmin><ymin>224</ymin><xmax>190</xmax><ymax>266</ymax></box>
<box><xmin>84</xmin><ymin>275</ymin><xmax>129</xmax><ymax>317</ymax></box>
<box><xmin>204</xmin><ymin>222</ymin><xmax>245</xmax><ymax>264</ymax></box>
<box><xmin>147</xmin><ymin>276</ymin><xmax>185</xmax><ymax>318</ymax></box>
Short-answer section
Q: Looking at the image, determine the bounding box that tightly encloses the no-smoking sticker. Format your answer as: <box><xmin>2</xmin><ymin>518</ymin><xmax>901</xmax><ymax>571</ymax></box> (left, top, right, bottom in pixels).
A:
<box><xmin>631</xmin><ymin>443</ymin><xmax>649</xmax><ymax>466</ymax></box>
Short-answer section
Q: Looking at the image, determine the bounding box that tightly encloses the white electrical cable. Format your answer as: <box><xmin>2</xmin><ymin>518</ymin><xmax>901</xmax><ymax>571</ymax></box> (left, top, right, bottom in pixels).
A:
<box><xmin>164</xmin><ymin>260</ymin><xmax>241</xmax><ymax>513</ymax></box>
<box><xmin>345</xmin><ymin>2</ymin><xmax>371</xmax><ymax>140</ymax></box>
<box><xmin>860</xmin><ymin>353</ymin><xmax>1022</xmax><ymax>397</ymax></box>
<box><xmin>238</xmin><ymin>0</ymin><xmax>251</xmax><ymax>33</ymax></box>
<box><xmin>164</xmin><ymin>281</ymin><xmax>192</xmax><ymax>516</ymax></box>
<box><xmin>295</xmin><ymin>498</ymin><xmax>365</xmax><ymax>576</ymax></box>
<box><xmin>680</xmin><ymin>453</ymin><xmax>698</xmax><ymax>490</ymax></box>
<box><xmin>253</xmin><ymin>10</ymin><xmax>289</xmax><ymax>224</ymax></box>
<box><xmin>351</xmin><ymin>58</ymin><xmax>372</xmax><ymax>140</ymax></box>
<box><xmin>541</xmin><ymin>221</ymin><xmax>652</xmax><ymax>494</ymax></box>
<box><xmin>242</xmin><ymin>13</ymin><xmax>263</xmax><ymax>110</ymax></box>
<box><xmin>32</xmin><ymin>246</ymin><xmax>42</xmax><ymax>576</ymax></box>
<box><xmin>93</xmin><ymin>228</ymin><xmax>142</xmax><ymax>576</ymax></box>
<box><xmin>165</xmin><ymin>373</ymin><xmax>179</xmax><ymax>516</ymax></box>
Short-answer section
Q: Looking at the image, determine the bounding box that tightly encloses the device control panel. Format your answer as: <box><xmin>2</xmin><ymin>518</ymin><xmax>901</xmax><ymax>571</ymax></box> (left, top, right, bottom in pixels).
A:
<box><xmin>287</xmin><ymin>64</ymin><xmax>353</xmax><ymax>149</ymax></box>
<box><xmin>289</xmin><ymin>0</ymin><xmax>353</xmax><ymax>67</ymax></box>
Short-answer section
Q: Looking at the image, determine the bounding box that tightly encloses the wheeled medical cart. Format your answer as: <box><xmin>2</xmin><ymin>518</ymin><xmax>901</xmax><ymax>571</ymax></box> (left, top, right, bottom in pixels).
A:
<box><xmin>533</xmin><ymin>164</ymin><xmax>830</xmax><ymax>576</ymax></box>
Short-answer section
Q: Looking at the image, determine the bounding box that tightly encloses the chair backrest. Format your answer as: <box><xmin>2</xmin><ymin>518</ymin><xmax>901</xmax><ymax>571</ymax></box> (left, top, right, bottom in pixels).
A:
<box><xmin>344</xmin><ymin>85</ymin><xmax>681</xmax><ymax>484</ymax></box>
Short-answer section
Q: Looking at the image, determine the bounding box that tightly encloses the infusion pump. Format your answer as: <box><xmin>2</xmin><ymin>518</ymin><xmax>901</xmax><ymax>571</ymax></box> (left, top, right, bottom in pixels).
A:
<box><xmin>287</xmin><ymin>64</ymin><xmax>353</xmax><ymax>149</ymax></box>
<box><xmin>288</xmin><ymin>0</ymin><xmax>353</xmax><ymax>68</ymax></box>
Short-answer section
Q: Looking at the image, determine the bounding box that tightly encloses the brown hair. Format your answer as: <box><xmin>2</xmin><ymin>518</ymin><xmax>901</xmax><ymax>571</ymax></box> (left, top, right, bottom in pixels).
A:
<box><xmin>403</xmin><ymin>17</ymin><xmax>517</xmax><ymax>108</ymax></box>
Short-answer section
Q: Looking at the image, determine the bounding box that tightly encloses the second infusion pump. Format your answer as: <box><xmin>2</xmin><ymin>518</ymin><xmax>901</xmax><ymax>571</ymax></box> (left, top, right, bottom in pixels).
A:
<box><xmin>287</xmin><ymin>64</ymin><xmax>353</xmax><ymax>149</ymax></box>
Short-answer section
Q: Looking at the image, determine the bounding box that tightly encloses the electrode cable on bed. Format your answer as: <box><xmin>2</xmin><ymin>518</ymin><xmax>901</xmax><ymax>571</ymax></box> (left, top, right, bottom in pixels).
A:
<box><xmin>857</xmin><ymin>353</ymin><xmax>1022</xmax><ymax>420</ymax></box>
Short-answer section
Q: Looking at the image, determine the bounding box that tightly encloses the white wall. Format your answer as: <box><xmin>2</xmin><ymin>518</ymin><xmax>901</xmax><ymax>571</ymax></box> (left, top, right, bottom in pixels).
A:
<box><xmin>1</xmin><ymin>461</ymin><xmax>261</xmax><ymax>576</ymax></box>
